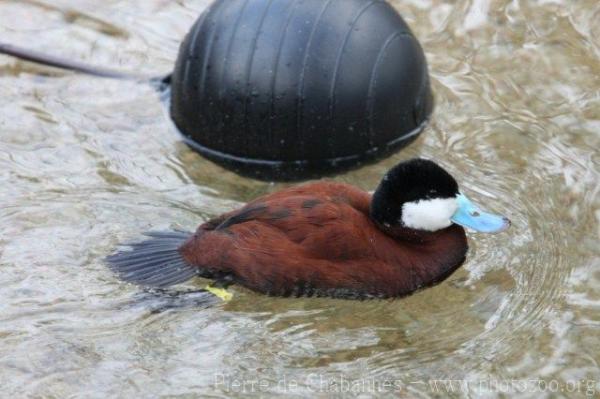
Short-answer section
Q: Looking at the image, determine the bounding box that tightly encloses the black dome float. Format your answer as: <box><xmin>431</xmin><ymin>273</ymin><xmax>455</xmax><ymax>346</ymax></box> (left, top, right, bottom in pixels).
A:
<box><xmin>0</xmin><ymin>0</ymin><xmax>433</xmax><ymax>181</ymax></box>
<box><xmin>170</xmin><ymin>0</ymin><xmax>433</xmax><ymax>180</ymax></box>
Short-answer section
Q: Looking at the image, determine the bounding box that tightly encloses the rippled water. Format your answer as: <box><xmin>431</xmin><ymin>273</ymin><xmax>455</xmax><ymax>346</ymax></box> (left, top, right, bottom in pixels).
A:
<box><xmin>1</xmin><ymin>0</ymin><xmax>599</xmax><ymax>397</ymax></box>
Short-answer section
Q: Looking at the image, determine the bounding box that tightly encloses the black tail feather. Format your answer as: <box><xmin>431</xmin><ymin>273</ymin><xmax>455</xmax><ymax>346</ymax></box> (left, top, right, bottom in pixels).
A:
<box><xmin>106</xmin><ymin>230</ymin><xmax>198</xmax><ymax>288</ymax></box>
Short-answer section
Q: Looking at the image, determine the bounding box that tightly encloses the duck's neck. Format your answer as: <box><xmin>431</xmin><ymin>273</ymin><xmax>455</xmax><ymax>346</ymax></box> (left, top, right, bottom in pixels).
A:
<box><xmin>374</xmin><ymin>222</ymin><xmax>447</xmax><ymax>243</ymax></box>
<box><xmin>374</xmin><ymin>222</ymin><xmax>469</xmax><ymax>296</ymax></box>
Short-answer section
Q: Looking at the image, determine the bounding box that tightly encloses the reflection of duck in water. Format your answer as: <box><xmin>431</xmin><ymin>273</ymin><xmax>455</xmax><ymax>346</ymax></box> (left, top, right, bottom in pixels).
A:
<box><xmin>107</xmin><ymin>159</ymin><xmax>510</xmax><ymax>299</ymax></box>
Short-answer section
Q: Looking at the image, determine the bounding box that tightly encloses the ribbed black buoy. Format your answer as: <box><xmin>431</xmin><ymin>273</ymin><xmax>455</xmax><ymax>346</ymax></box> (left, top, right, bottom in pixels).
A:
<box><xmin>171</xmin><ymin>0</ymin><xmax>433</xmax><ymax>180</ymax></box>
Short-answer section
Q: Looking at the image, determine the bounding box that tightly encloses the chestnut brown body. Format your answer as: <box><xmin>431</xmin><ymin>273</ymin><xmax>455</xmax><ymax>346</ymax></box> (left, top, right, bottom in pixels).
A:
<box><xmin>179</xmin><ymin>182</ymin><xmax>468</xmax><ymax>298</ymax></box>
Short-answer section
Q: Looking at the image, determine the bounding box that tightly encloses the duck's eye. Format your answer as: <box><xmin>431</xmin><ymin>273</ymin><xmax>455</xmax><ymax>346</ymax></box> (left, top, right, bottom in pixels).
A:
<box><xmin>471</xmin><ymin>211</ymin><xmax>480</xmax><ymax>217</ymax></box>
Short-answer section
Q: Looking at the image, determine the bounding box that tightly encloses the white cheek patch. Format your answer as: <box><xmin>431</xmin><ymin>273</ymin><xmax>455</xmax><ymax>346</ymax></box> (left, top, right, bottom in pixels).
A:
<box><xmin>401</xmin><ymin>197</ymin><xmax>459</xmax><ymax>231</ymax></box>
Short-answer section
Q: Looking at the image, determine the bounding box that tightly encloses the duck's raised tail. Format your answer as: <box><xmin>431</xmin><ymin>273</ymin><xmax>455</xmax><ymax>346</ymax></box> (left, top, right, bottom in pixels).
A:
<box><xmin>106</xmin><ymin>231</ymin><xmax>198</xmax><ymax>288</ymax></box>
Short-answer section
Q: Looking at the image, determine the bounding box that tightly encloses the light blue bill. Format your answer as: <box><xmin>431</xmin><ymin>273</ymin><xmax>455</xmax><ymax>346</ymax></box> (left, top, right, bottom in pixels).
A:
<box><xmin>451</xmin><ymin>193</ymin><xmax>510</xmax><ymax>233</ymax></box>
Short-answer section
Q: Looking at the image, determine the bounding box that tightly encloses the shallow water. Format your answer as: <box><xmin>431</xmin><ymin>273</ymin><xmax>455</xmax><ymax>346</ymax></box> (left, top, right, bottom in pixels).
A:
<box><xmin>0</xmin><ymin>0</ymin><xmax>599</xmax><ymax>397</ymax></box>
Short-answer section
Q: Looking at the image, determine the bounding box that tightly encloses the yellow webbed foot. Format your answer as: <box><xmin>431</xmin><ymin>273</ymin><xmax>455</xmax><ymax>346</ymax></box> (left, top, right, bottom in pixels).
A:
<box><xmin>205</xmin><ymin>285</ymin><xmax>233</xmax><ymax>301</ymax></box>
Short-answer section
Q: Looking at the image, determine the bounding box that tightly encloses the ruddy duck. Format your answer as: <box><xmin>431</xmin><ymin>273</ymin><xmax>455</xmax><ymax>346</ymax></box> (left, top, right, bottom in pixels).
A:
<box><xmin>106</xmin><ymin>159</ymin><xmax>509</xmax><ymax>299</ymax></box>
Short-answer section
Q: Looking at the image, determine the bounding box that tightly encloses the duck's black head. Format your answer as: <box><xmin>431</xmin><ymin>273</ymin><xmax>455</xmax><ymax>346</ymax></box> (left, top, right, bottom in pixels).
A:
<box><xmin>371</xmin><ymin>158</ymin><xmax>510</xmax><ymax>235</ymax></box>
